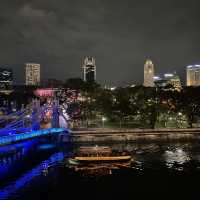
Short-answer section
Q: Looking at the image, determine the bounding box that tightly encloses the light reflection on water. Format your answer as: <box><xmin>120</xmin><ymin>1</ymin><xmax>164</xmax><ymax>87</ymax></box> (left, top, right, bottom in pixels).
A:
<box><xmin>0</xmin><ymin>152</ymin><xmax>64</xmax><ymax>200</ymax></box>
<box><xmin>72</xmin><ymin>142</ymin><xmax>200</xmax><ymax>172</ymax></box>
<box><xmin>164</xmin><ymin>148</ymin><xmax>190</xmax><ymax>169</ymax></box>
<box><xmin>1</xmin><ymin>141</ymin><xmax>200</xmax><ymax>198</ymax></box>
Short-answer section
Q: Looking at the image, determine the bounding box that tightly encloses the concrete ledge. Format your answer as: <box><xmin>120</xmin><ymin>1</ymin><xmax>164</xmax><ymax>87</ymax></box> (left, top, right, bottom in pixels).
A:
<box><xmin>71</xmin><ymin>128</ymin><xmax>200</xmax><ymax>142</ymax></box>
<box><xmin>72</xmin><ymin>128</ymin><xmax>200</xmax><ymax>134</ymax></box>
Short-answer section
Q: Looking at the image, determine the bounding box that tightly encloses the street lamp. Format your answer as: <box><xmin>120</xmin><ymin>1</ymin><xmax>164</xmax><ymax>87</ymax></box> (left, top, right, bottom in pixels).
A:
<box><xmin>178</xmin><ymin>112</ymin><xmax>183</xmax><ymax>128</ymax></box>
<box><xmin>102</xmin><ymin>117</ymin><xmax>107</xmax><ymax>128</ymax></box>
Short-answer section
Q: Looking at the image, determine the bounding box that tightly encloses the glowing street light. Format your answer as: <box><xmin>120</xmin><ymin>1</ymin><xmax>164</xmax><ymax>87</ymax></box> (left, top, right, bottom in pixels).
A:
<box><xmin>102</xmin><ymin>117</ymin><xmax>107</xmax><ymax>128</ymax></box>
<box><xmin>178</xmin><ymin>112</ymin><xmax>182</xmax><ymax>116</ymax></box>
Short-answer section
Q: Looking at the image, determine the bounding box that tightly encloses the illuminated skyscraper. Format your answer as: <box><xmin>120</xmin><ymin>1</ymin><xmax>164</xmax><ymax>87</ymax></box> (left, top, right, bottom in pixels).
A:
<box><xmin>144</xmin><ymin>59</ymin><xmax>154</xmax><ymax>87</ymax></box>
<box><xmin>154</xmin><ymin>73</ymin><xmax>182</xmax><ymax>91</ymax></box>
<box><xmin>26</xmin><ymin>63</ymin><xmax>40</xmax><ymax>86</ymax></box>
<box><xmin>187</xmin><ymin>65</ymin><xmax>200</xmax><ymax>86</ymax></box>
<box><xmin>82</xmin><ymin>56</ymin><xmax>96</xmax><ymax>83</ymax></box>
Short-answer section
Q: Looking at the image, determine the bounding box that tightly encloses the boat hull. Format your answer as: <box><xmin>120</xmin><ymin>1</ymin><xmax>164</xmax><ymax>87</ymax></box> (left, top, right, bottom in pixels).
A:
<box><xmin>72</xmin><ymin>156</ymin><xmax>132</xmax><ymax>163</ymax></box>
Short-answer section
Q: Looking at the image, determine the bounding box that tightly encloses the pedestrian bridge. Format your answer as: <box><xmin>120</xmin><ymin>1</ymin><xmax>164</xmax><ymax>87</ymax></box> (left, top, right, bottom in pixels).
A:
<box><xmin>0</xmin><ymin>100</ymin><xmax>70</xmax><ymax>146</ymax></box>
<box><xmin>0</xmin><ymin>128</ymin><xmax>69</xmax><ymax>146</ymax></box>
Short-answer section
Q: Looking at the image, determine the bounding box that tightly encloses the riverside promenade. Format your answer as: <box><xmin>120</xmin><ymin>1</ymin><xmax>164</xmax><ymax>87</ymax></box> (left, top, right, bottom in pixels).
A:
<box><xmin>70</xmin><ymin>128</ymin><xmax>200</xmax><ymax>142</ymax></box>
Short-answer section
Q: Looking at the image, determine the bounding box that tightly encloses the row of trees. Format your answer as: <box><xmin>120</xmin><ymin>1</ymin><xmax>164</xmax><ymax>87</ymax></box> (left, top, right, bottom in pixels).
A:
<box><xmin>1</xmin><ymin>77</ymin><xmax>200</xmax><ymax>128</ymax></box>
<box><xmin>64</xmin><ymin>78</ymin><xmax>200</xmax><ymax>128</ymax></box>
<box><xmin>0</xmin><ymin>86</ymin><xmax>37</xmax><ymax>112</ymax></box>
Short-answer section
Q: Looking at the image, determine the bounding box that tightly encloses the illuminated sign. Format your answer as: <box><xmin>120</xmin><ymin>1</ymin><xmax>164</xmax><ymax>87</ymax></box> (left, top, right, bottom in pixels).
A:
<box><xmin>153</xmin><ymin>76</ymin><xmax>161</xmax><ymax>80</ymax></box>
<box><xmin>164</xmin><ymin>74</ymin><xmax>174</xmax><ymax>77</ymax></box>
<box><xmin>34</xmin><ymin>89</ymin><xmax>54</xmax><ymax>97</ymax></box>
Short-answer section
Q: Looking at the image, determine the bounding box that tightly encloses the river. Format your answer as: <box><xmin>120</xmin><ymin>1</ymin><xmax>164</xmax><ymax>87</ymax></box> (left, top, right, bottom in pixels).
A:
<box><xmin>0</xmin><ymin>139</ymin><xmax>200</xmax><ymax>199</ymax></box>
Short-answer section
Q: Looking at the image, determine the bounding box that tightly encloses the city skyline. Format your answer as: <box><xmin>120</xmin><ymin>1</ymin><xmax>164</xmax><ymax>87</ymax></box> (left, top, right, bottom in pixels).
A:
<box><xmin>1</xmin><ymin>1</ymin><xmax>200</xmax><ymax>198</ymax></box>
<box><xmin>2</xmin><ymin>59</ymin><xmax>200</xmax><ymax>86</ymax></box>
<box><xmin>0</xmin><ymin>0</ymin><xmax>200</xmax><ymax>86</ymax></box>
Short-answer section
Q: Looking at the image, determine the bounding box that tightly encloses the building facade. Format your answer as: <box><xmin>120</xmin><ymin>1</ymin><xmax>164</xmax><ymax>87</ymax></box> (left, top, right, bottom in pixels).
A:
<box><xmin>0</xmin><ymin>68</ymin><xmax>13</xmax><ymax>90</ymax></box>
<box><xmin>187</xmin><ymin>65</ymin><xmax>200</xmax><ymax>86</ymax></box>
<box><xmin>154</xmin><ymin>73</ymin><xmax>182</xmax><ymax>91</ymax></box>
<box><xmin>168</xmin><ymin>74</ymin><xmax>182</xmax><ymax>90</ymax></box>
<box><xmin>144</xmin><ymin>59</ymin><xmax>154</xmax><ymax>87</ymax></box>
<box><xmin>26</xmin><ymin>63</ymin><xmax>40</xmax><ymax>86</ymax></box>
<box><xmin>82</xmin><ymin>56</ymin><xmax>96</xmax><ymax>83</ymax></box>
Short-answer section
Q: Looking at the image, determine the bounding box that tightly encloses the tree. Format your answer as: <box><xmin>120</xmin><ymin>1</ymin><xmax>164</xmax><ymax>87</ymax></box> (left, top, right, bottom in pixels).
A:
<box><xmin>113</xmin><ymin>87</ymin><xmax>131</xmax><ymax>121</ymax></box>
<box><xmin>95</xmin><ymin>89</ymin><xmax>114</xmax><ymax>118</ymax></box>
<box><xmin>64</xmin><ymin>78</ymin><xmax>86</xmax><ymax>91</ymax></box>
<box><xmin>64</xmin><ymin>77</ymin><xmax>100</xmax><ymax>93</ymax></box>
<box><xmin>180</xmin><ymin>87</ymin><xmax>200</xmax><ymax>128</ymax></box>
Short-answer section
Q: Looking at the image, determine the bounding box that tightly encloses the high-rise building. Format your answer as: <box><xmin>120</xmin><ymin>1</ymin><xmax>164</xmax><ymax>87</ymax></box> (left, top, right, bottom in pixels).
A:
<box><xmin>165</xmin><ymin>74</ymin><xmax>182</xmax><ymax>91</ymax></box>
<box><xmin>26</xmin><ymin>63</ymin><xmax>40</xmax><ymax>86</ymax></box>
<box><xmin>187</xmin><ymin>65</ymin><xmax>200</xmax><ymax>86</ymax></box>
<box><xmin>144</xmin><ymin>59</ymin><xmax>154</xmax><ymax>87</ymax></box>
<box><xmin>154</xmin><ymin>73</ymin><xmax>182</xmax><ymax>91</ymax></box>
<box><xmin>0</xmin><ymin>68</ymin><xmax>13</xmax><ymax>89</ymax></box>
<box><xmin>82</xmin><ymin>56</ymin><xmax>96</xmax><ymax>83</ymax></box>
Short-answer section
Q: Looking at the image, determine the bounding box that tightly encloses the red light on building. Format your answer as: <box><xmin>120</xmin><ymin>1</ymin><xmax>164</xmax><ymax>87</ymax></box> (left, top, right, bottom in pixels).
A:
<box><xmin>34</xmin><ymin>89</ymin><xmax>54</xmax><ymax>97</ymax></box>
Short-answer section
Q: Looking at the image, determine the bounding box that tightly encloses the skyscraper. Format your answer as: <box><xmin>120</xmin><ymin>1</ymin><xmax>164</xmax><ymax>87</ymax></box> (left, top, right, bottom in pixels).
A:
<box><xmin>82</xmin><ymin>56</ymin><xmax>96</xmax><ymax>83</ymax></box>
<box><xmin>144</xmin><ymin>59</ymin><xmax>154</xmax><ymax>87</ymax></box>
<box><xmin>26</xmin><ymin>63</ymin><xmax>40</xmax><ymax>86</ymax></box>
<box><xmin>187</xmin><ymin>65</ymin><xmax>200</xmax><ymax>86</ymax></box>
<box><xmin>154</xmin><ymin>73</ymin><xmax>182</xmax><ymax>91</ymax></box>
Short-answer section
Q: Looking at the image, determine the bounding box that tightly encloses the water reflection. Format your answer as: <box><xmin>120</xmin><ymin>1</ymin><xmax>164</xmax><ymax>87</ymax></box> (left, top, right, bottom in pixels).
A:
<box><xmin>1</xmin><ymin>141</ymin><xmax>200</xmax><ymax>198</ymax></box>
<box><xmin>0</xmin><ymin>152</ymin><xmax>64</xmax><ymax>200</ymax></box>
<box><xmin>164</xmin><ymin>147</ymin><xmax>190</xmax><ymax>169</ymax></box>
<box><xmin>71</xmin><ymin>162</ymin><xmax>132</xmax><ymax>176</ymax></box>
<box><xmin>37</xmin><ymin>144</ymin><xmax>56</xmax><ymax>150</ymax></box>
<box><xmin>108</xmin><ymin>143</ymin><xmax>161</xmax><ymax>154</ymax></box>
<box><xmin>0</xmin><ymin>140</ymin><xmax>39</xmax><ymax>165</ymax></box>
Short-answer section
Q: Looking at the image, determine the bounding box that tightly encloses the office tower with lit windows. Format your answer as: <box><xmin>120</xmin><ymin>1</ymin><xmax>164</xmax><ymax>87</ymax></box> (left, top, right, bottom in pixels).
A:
<box><xmin>187</xmin><ymin>65</ymin><xmax>200</xmax><ymax>86</ymax></box>
<box><xmin>26</xmin><ymin>63</ymin><xmax>40</xmax><ymax>86</ymax></box>
<box><xmin>143</xmin><ymin>59</ymin><xmax>154</xmax><ymax>87</ymax></box>
<box><xmin>154</xmin><ymin>73</ymin><xmax>182</xmax><ymax>91</ymax></box>
<box><xmin>82</xmin><ymin>56</ymin><xmax>96</xmax><ymax>83</ymax></box>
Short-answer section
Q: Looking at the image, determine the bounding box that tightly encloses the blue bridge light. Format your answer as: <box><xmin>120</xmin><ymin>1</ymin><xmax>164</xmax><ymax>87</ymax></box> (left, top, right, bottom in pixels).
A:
<box><xmin>0</xmin><ymin>103</ymin><xmax>70</xmax><ymax>146</ymax></box>
<box><xmin>0</xmin><ymin>128</ymin><xmax>69</xmax><ymax>146</ymax></box>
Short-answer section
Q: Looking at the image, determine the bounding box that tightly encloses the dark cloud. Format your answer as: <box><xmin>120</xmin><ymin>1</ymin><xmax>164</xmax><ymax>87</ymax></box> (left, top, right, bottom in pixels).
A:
<box><xmin>0</xmin><ymin>0</ymin><xmax>200</xmax><ymax>85</ymax></box>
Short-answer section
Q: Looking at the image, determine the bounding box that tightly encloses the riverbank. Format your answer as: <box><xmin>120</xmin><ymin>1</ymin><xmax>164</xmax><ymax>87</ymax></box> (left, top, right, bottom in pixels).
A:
<box><xmin>69</xmin><ymin>128</ymin><xmax>200</xmax><ymax>142</ymax></box>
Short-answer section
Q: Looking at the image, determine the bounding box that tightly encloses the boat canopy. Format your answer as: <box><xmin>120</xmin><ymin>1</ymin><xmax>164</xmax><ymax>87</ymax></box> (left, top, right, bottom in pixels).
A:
<box><xmin>78</xmin><ymin>146</ymin><xmax>112</xmax><ymax>154</ymax></box>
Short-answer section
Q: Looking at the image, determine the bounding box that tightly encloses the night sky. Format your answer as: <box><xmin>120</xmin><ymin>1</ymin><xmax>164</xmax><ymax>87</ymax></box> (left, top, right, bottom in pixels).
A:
<box><xmin>0</xmin><ymin>0</ymin><xmax>200</xmax><ymax>86</ymax></box>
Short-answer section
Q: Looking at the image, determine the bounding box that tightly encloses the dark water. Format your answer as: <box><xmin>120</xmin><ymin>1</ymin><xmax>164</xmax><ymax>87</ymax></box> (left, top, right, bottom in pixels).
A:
<box><xmin>1</xmin><ymin>139</ymin><xmax>200</xmax><ymax>199</ymax></box>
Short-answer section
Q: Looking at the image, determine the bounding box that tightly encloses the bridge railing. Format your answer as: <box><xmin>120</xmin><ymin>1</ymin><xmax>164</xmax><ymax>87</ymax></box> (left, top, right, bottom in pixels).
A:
<box><xmin>0</xmin><ymin>100</ymin><xmax>70</xmax><ymax>138</ymax></box>
<box><xmin>0</xmin><ymin>128</ymin><xmax>68</xmax><ymax>146</ymax></box>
